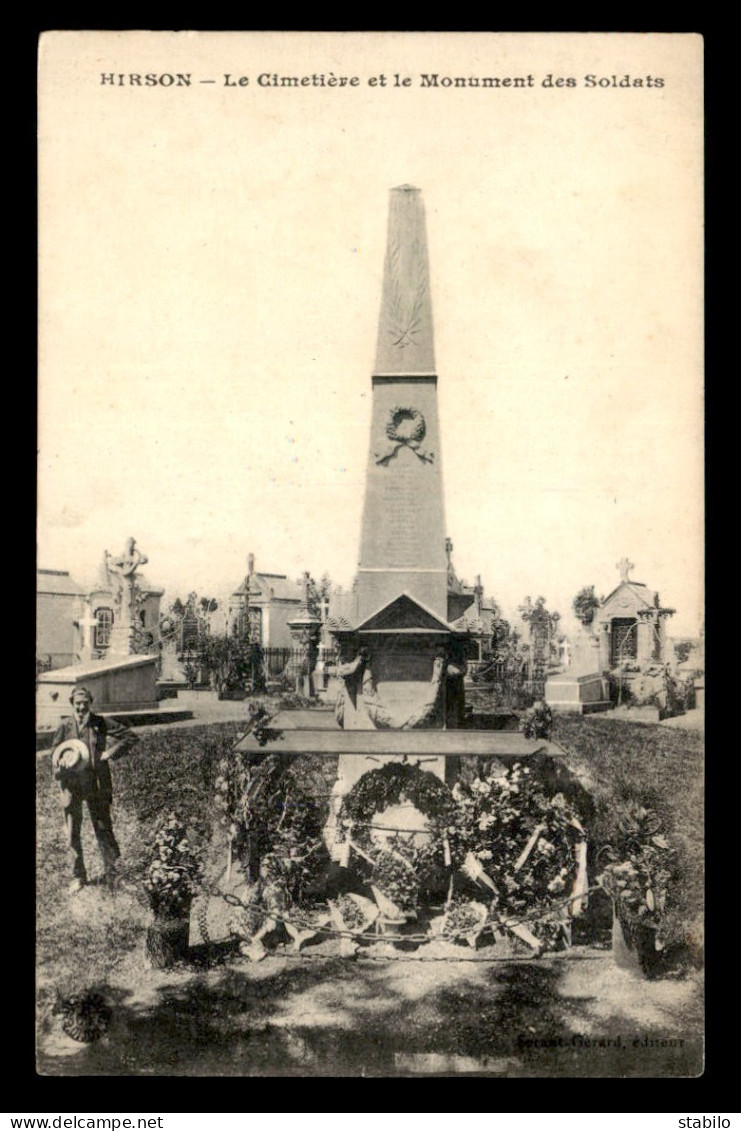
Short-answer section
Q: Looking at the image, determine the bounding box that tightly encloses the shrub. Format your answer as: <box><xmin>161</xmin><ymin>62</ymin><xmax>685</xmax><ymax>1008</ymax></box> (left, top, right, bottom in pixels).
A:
<box><xmin>573</xmin><ymin>585</ymin><xmax>601</xmax><ymax>627</ymax></box>
<box><xmin>520</xmin><ymin>700</ymin><xmax>554</xmax><ymax>739</ymax></box>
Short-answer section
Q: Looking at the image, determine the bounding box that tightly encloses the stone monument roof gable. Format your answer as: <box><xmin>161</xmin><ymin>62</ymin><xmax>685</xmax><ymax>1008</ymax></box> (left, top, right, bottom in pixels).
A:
<box><xmin>601</xmin><ymin>580</ymin><xmax>655</xmax><ymax>611</ymax></box>
<box><xmin>355</xmin><ymin>592</ymin><xmax>453</xmax><ymax>634</ymax></box>
<box><xmin>232</xmin><ymin>573</ymin><xmax>302</xmax><ymax>602</ymax></box>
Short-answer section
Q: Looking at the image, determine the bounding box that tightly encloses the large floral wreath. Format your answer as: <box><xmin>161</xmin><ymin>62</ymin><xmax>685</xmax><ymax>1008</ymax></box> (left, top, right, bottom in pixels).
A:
<box><xmin>207</xmin><ymin>738</ymin><xmax>591</xmax><ymax>955</ymax></box>
<box><xmin>337</xmin><ymin>763</ymin><xmax>467</xmax><ymax>910</ymax></box>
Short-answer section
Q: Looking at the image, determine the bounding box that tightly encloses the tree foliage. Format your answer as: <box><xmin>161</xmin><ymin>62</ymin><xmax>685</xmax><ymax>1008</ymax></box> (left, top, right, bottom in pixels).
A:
<box><xmin>573</xmin><ymin>585</ymin><xmax>601</xmax><ymax>627</ymax></box>
<box><xmin>199</xmin><ymin>633</ymin><xmax>264</xmax><ymax>698</ymax></box>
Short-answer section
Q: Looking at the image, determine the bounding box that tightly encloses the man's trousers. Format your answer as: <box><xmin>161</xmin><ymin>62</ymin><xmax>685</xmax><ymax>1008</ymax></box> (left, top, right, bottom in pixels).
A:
<box><xmin>64</xmin><ymin>792</ymin><xmax>121</xmax><ymax>881</ymax></box>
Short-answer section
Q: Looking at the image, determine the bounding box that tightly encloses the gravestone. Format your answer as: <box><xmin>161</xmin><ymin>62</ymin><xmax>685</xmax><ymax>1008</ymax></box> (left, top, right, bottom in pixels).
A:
<box><xmin>545</xmin><ymin>621</ymin><xmax>610</xmax><ymax>714</ymax></box>
<box><xmin>286</xmin><ymin>572</ymin><xmax>321</xmax><ymax>697</ymax></box>
<box><xmin>157</xmin><ymin>612</ymin><xmax>186</xmax><ymax>687</ymax></box>
<box><xmin>76</xmin><ymin>606</ymin><xmax>99</xmax><ymax>664</ymax></box>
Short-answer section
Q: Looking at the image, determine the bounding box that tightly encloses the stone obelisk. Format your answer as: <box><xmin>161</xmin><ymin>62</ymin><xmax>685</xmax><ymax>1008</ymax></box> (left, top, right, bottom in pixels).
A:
<box><xmin>355</xmin><ymin>185</ymin><xmax>449</xmax><ymax>623</ymax></box>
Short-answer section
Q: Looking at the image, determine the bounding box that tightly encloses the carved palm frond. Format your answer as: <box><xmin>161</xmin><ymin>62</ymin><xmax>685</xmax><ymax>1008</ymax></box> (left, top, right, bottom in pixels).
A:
<box><xmin>385</xmin><ymin>234</ymin><xmax>428</xmax><ymax>349</ymax></box>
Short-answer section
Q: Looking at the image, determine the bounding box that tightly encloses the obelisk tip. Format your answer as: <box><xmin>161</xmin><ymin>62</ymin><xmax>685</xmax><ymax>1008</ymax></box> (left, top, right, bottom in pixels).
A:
<box><xmin>374</xmin><ymin>186</ymin><xmax>435</xmax><ymax>375</ymax></box>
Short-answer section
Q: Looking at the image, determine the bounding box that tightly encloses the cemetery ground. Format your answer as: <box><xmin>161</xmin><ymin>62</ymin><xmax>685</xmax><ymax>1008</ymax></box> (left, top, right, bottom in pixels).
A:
<box><xmin>36</xmin><ymin>710</ymin><xmax>704</xmax><ymax>1077</ymax></box>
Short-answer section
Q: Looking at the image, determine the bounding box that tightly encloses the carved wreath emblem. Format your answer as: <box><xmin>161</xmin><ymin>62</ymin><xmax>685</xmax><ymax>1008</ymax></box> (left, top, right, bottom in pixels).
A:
<box><xmin>375</xmin><ymin>406</ymin><xmax>434</xmax><ymax>464</ymax></box>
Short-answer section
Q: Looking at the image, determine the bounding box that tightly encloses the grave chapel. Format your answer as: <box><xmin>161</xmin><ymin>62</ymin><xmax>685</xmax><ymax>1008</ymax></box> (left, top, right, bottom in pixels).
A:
<box><xmin>327</xmin><ymin>185</ymin><xmax>476</xmax><ymax>732</ymax></box>
<box><xmin>593</xmin><ymin>558</ymin><xmax>675</xmax><ymax>670</ymax></box>
<box><xmin>36</xmin><ymin>554</ymin><xmax>163</xmax><ymax>672</ymax></box>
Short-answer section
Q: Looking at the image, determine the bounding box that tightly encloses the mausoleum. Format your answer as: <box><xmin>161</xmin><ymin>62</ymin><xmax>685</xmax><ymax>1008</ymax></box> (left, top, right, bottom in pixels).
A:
<box><xmin>593</xmin><ymin>558</ymin><xmax>675</xmax><ymax>670</ymax></box>
<box><xmin>37</xmin><ymin>538</ymin><xmax>162</xmax><ymax>728</ymax></box>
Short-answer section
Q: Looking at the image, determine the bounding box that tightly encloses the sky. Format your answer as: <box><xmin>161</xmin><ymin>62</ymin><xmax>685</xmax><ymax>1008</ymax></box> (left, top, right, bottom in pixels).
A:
<box><xmin>38</xmin><ymin>32</ymin><xmax>704</xmax><ymax>636</ymax></box>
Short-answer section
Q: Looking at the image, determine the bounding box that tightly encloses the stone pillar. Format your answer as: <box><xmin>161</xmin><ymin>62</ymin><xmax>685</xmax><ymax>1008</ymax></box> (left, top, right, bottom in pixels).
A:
<box><xmin>108</xmin><ymin>612</ymin><xmax>137</xmax><ymax>657</ymax></box>
<box><xmin>356</xmin><ymin>185</ymin><xmax>449</xmax><ymax>622</ymax></box>
<box><xmin>657</xmin><ymin>614</ymin><xmax>668</xmax><ymax>664</ymax></box>
<box><xmin>598</xmin><ymin>622</ymin><xmax>611</xmax><ymax>671</ymax></box>
<box><xmin>636</xmin><ymin>617</ymin><xmax>653</xmax><ymax>666</ymax></box>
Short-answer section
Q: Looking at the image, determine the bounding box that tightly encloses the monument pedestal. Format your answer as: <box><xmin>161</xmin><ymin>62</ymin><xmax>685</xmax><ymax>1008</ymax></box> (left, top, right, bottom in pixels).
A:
<box><xmin>544</xmin><ymin>671</ymin><xmax>612</xmax><ymax>715</ymax></box>
<box><xmin>36</xmin><ymin>655</ymin><xmax>160</xmax><ymax>729</ymax></box>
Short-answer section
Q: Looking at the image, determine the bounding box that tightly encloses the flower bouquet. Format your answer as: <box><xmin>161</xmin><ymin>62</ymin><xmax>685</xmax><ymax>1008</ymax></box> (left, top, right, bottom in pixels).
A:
<box><xmin>370</xmin><ymin>849</ymin><xmax>420</xmax><ymax>923</ymax></box>
<box><xmin>282</xmin><ymin>905</ymin><xmax>331</xmax><ymax>953</ymax></box>
<box><xmin>439</xmin><ymin>899</ymin><xmax>489</xmax><ymax>947</ymax></box>
<box><xmin>328</xmin><ymin>893</ymin><xmax>379</xmax><ymax>955</ymax></box>
<box><xmin>519</xmin><ymin>700</ymin><xmax>554</xmax><ymax>740</ymax></box>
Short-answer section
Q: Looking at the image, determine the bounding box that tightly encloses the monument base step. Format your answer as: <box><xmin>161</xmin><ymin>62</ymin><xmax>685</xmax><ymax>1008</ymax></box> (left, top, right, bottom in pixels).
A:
<box><xmin>101</xmin><ymin>708</ymin><xmax>195</xmax><ymax>727</ymax></box>
<box><xmin>234</xmin><ymin>720</ymin><xmax>562</xmax><ymax>760</ymax></box>
<box><xmin>36</xmin><ymin>707</ymin><xmax>195</xmax><ymax>751</ymax></box>
<box><xmin>610</xmin><ymin>704</ymin><xmax>663</xmax><ymax>723</ymax></box>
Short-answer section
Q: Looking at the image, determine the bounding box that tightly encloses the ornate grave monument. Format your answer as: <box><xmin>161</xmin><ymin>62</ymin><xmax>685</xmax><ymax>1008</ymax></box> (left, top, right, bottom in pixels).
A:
<box><xmin>104</xmin><ymin>537</ymin><xmax>150</xmax><ymax>655</ymax></box>
<box><xmin>328</xmin><ymin>185</ymin><xmax>470</xmax><ymax>740</ymax></box>
<box><xmin>219</xmin><ymin>189</ymin><xmax>591</xmax><ymax>947</ymax></box>
<box><xmin>236</xmin><ymin>186</ymin><xmax>563</xmax><ymax>795</ymax></box>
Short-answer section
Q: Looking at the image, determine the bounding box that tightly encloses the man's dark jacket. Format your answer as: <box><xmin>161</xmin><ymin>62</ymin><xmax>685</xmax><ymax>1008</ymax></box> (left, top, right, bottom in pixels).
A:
<box><xmin>52</xmin><ymin>713</ymin><xmax>133</xmax><ymax>806</ymax></box>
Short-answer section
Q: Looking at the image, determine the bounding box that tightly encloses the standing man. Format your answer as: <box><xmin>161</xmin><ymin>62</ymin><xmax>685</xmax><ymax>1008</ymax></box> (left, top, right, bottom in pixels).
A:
<box><xmin>51</xmin><ymin>686</ymin><xmax>138</xmax><ymax>894</ymax></box>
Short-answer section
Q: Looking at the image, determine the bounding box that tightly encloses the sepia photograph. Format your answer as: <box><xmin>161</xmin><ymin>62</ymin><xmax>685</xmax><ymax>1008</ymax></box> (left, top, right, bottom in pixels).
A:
<box><xmin>36</xmin><ymin>31</ymin><xmax>704</xmax><ymax>1077</ymax></box>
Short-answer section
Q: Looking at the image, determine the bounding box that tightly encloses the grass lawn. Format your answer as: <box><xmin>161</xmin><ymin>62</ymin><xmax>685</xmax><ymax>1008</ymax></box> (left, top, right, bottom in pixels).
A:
<box><xmin>551</xmin><ymin>714</ymin><xmax>703</xmax><ymax>958</ymax></box>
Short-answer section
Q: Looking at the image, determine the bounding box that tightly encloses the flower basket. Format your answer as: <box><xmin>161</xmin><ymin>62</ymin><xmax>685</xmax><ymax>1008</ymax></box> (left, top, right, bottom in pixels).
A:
<box><xmin>439</xmin><ymin>900</ymin><xmax>489</xmax><ymax>948</ymax></box>
<box><xmin>328</xmin><ymin>893</ymin><xmax>378</xmax><ymax>956</ymax></box>
<box><xmin>597</xmin><ymin>803</ymin><xmax>673</xmax><ymax>979</ymax></box>
<box><xmin>142</xmin><ymin>813</ymin><xmax>203</xmax><ymax>969</ymax></box>
<box><xmin>328</xmin><ymin>893</ymin><xmax>379</xmax><ymax>934</ymax></box>
<box><xmin>611</xmin><ymin>906</ymin><xmax>663</xmax><ymax>979</ymax></box>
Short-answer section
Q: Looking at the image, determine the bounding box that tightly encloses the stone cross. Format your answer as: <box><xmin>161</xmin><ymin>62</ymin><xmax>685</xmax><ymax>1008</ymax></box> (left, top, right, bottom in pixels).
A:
<box><xmin>105</xmin><ymin>537</ymin><xmax>148</xmax><ymax>655</ymax></box>
<box><xmin>617</xmin><ymin>557</ymin><xmax>634</xmax><ymax>584</ymax></box>
<box><xmin>107</xmin><ymin>537</ymin><xmax>148</xmax><ymax>579</ymax></box>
